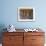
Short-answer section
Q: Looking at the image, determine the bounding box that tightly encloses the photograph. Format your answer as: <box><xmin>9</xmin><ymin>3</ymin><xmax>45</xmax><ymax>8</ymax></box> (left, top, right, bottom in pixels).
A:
<box><xmin>18</xmin><ymin>7</ymin><xmax>35</xmax><ymax>21</ymax></box>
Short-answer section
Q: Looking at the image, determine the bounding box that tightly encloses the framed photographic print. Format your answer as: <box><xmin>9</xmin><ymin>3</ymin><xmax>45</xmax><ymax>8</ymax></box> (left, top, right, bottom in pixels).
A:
<box><xmin>18</xmin><ymin>7</ymin><xmax>35</xmax><ymax>21</ymax></box>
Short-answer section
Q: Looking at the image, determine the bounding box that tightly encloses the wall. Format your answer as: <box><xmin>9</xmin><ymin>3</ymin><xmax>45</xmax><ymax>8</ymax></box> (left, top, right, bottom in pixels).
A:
<box><xmin>0</xmin><ymin>0</ymin><xmax>46</xmax><ymax>44</ymax></box>
<box><xmin>0</xmin><ymin>0</ymin><xmax>46</xmax><ymax>30</ymax></box>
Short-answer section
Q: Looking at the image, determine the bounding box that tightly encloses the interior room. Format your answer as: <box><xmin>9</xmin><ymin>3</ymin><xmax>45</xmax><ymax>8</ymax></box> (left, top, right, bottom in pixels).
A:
<box><xmin>0</xmin><ymin>0</ymin><xmax>46</xmax><ymax>46</ymax></box>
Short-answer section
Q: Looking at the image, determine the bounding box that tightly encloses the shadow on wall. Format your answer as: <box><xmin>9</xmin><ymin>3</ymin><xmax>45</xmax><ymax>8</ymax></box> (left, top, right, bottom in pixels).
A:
<box><xmin>0</xmin><ymin>24</ymin><xmax>7</xmax><ymax>43</ymax></box>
